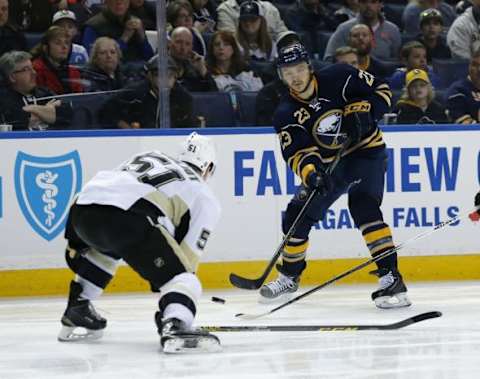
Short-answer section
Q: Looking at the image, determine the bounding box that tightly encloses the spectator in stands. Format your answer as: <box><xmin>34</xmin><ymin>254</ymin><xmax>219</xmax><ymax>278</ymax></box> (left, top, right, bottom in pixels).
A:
<box><xmin>255</xmin><ymin>31</ymin><xmax>300</xmax><ymax>126</ymax></box>
<box><xmin>323</xmin><ymin>0</ymin><xmax>401</xmax><ymax>62</ymax></box>
<box><xmin>446</xmin><ymin>47</ymin><xmax>480</xmax><ymax>124</ymax></box>
<box><xmin>0</xmin><ymin>50</ymin><xmax>73</xmax><ymax>130</ymax></box>
<box><xmin>216</xmin><ymin>0</ymin><xmax>288</xmax><ymax>41</ymax></box>
<box><xmin>82</xmin><ymin>0</ymin><xmax>154</xmax><ymax>62</ymax></box>
<box><xmin>52</xmin><ymin>10</ymin><xmax>89</xmax><ymax>65</ymax></box>
<box><xmin>395</xmin><ymin>69</ymin><xmax>447</xmax><ymax>124</ymax></box>
<box><xmin>83</xmin><ymin>37</ymin><xmax>126</xmax><ymax>92</ymax></box>
<box><xmin>284</xmin><ymin>0</ymin><xmax>339</xmax><ymax>32</ymax></box>
<box><xmin>189</xmin><ymin>0</ymin><xmax>217</xmax><ymax>33</ymax></box>
<box><xmin>334</xmin><ymin>46</ymin><xmax>359</xmax><ymax>68</ymax></box>
<box><xmin>402</xmin><ymin>0</ymin><xmax>456</xmax><ymax>37</ymax></box>
<box><xmin>0</xmin><ymin>0</ymin><xmax>26</xmax><ymax>57</ymax></box>
<box><xmin>237</xmin><ymin>1</ymin><xmax>276</xmax><ymax>62</ymax></box>
<box><xmin>447</xmin><ymin>0</ymin><xmax>480</xmax><ymax>60</ymax></box>
<box><xmin>100</xmin><ymin>55</ymin><xmax>196</xmax><ymax>128</ymax></box>
<box><xmin>68</xmin><ymin>0</ymin><xmax>102</xmax><ymax>28</ymax></box>
<box><xmin>347</xmin><ymin>23</ymin><xmax>391</xmax><ymax>79</ymax></box>
<box><xmin>335</xmin><ymin>0</ymin><xmax>360</xmax><ymax>24</ymax></box>
<box><xmin>16</xmin><ymin>0</ymin><xmax>58</xmax><ymax>33</ymax></box>
<box><xmin>416</xmin><ymin>8</ymin><xmax>452</xmax><ymax>63</ymax></box>
<box><xmin>389</xmin><ymin>41</ymin><xmax>441</xmax><ymax>90</ymax></box>
<box><xmin>129</xmin><ymin>0</ymin><xmax>156</xmax><ymax>30</ymax></box>
<box><xmin>169</xmin><ymin>26</ymin><xmax>217</xmax><ymax>91</ymax></box>
<box><xmin>31</xmin><ymin>26</ymin><xmax>84</xmax><ymax>94</ymax></box>
<box><xmin>167</xmin><ymin>0</ymin><xmax>207</xmax><ymax>57</ymax></box>
<box><xmin>207</xmin><ymin>30</ymin><xmax>263</xmax><ymax>92</ymax></box>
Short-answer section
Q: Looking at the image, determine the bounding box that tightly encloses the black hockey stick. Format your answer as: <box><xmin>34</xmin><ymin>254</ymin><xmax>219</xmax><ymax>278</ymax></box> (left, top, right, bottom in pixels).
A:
<box><xmin>229</xmin><ymin>141</ymin><xmax>350</xmax><ymax>290</ymax></box>
<box><xmin>236</xmin><ymin>208</ymin><xmax>474</xmax><ymax>319</ymax></box>
<box><xmin>201</xmin><ymin>311</ymin><xmax>441</xmax><ymax>332</ymax></box>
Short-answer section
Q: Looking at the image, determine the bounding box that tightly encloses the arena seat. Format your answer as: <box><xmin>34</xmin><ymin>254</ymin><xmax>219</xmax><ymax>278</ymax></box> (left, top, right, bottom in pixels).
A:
<box><xmin>191</xmin><ymin>92</ymin><xmax>236</xmax><ymax>127</ymax></box>
<box><xmin>24</xmin><ymin>32</ymin><xmax>43</xmax><ymax>50</ymax></box>
<box><xmin>432</xmin><ymin>59</ymin><xmax>470</xmax><ymax>89</ymax></box>
<box><xmin>313</xmin><ymin>31</ymin><xmax>333</xmax><ymax>59</ymax></box>
<box><xmin>237</xmin><ymin>91</ymin><xmax>258</xmax><ymax>127</ymax></box>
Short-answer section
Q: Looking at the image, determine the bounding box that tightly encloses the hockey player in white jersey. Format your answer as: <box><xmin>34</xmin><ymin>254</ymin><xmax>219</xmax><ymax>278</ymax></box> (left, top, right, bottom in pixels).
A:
<box><xmin>58</xmin><ymin>132</ymin><xmax>222</xmax><ymax>353</ymax></box>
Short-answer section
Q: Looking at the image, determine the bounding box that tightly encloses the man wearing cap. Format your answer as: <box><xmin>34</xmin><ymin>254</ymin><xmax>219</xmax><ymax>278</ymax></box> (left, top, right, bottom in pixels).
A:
<box><xmin>100</xmin><ymin>55</ymin><xmax>196</xmax><ymax>128</ymax></box>
<box><xmin>395</xmin><ymin>69</ymin><xmax>447</xmax><ymax>124</ymax></box>
<box><xmin>216</xmin><ymin>0</ymin><xmax>288</xmax><ymax>41</ymax></box>
<box><xmin>52</xmin><ymin>10</ymin><xmax>89</xmax><ymax>64</ymax></box>
<box><xmin>402</xmin><ymin>0</ymin><xmax>456</xmax><ymax>37</ymax></box>
<box><xmin>446</xmin><ymin>46</ymin><xmax>480</xmax><ymax>123</ymax></box>
<box><xmin>447</xmin><ymin>0</ymin><xmax>480</xmax><ymax>60</ymax></box>
<box><xmin>416</xmin><ymin>8</ymin><xmax>451</xmax><ymax>63</ymax></box>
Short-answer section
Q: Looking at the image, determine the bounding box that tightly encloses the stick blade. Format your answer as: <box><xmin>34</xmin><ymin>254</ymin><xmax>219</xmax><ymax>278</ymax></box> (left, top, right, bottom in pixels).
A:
<box><xmin>235</xmin><ymin>311</ymin><xmax>269</xmax><ymax>320</ymax></box>
<box><xmin>410</xmin><ymin>311</ymin><xmax>442</xmax><ymax>324</ymax></box>
<box><xmin>229</xmin><ymin>273</ymin><xmax>263</xmax><ymax>290</ymax></box>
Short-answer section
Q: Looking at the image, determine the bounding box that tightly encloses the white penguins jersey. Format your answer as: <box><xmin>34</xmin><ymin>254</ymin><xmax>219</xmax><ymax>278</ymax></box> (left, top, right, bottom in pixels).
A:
<box><xmin>76</xmin><ymin>151</ymin><xmax>221</xmax><ymax>272</ymax></box>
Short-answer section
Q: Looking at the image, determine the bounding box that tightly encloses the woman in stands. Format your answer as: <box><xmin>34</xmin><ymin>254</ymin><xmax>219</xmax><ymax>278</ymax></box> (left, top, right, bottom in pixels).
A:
<box><xmin>167</xmin><ymin>0</ymin><xmax>207</xmax><ymax>57</ymax></box>
<box><xmin>236</xmin><ymin>1</ymin><xmax>276</xmax><ymax>62</ymax></box>
<box><xmin>206</xmin><ymin>30</ymin><xmax>263</xmax><ymax>92</ymax></box>
<box><xmin>31</xmin><ymin>26</ymin><xmax>83</xmax><ymax>94</ymax></box>
<box><xmin>394</xmin><ymin>69</ymin><xmax>447</xmax><ymax>124</ymax></box>
<box><xmin>83</xmin><ymin>37</ymin><xmax>126</xmax><ymax>92</ymax></box>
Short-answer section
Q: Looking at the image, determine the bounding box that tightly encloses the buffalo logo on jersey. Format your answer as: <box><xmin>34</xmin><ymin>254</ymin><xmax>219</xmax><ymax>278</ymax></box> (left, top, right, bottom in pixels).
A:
<box><xmin>14</xmin><ymin>151</ymin><xmax>82</xmax><ymax>241</ymax></box>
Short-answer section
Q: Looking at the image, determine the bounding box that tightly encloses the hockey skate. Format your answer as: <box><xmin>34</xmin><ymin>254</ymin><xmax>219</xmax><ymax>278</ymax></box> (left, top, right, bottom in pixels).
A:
<box><xmin>371</xmin><ymin>269</ymin><xmax>412</xmax><ymax>309</ymax></box>
<box><xmin>58</xmin><ymin>281</ymin><xmax>106</xmax><ymax>342</ymax></box>
<box><xmin>156</xmin><ymin>313</ymin><xmax>221</xmax><ymax>354</ymax></box>
<box><xmin>259</xmin><ymin>272</ymin><xmax>299</xmax><ymax>302</ymax></box>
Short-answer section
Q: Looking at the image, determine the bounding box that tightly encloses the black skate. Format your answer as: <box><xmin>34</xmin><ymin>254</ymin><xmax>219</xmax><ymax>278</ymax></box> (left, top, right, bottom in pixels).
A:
<box><xmin>58</xmin><ymin>281</ymin><xmax>106</xmax><ymax>342</ymax></box>
<box><xmin>371</xmin><ymin>269</ymin><xmax>412</xmax><ymax>309</ymax></box>
<box><xmin>156</xmin><ymin>313</ymin><xmax>221</xmax><ymax>354</ymax></box>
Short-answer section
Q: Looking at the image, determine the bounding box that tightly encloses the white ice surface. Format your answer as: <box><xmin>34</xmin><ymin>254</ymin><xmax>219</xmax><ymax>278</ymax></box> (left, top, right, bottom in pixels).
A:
<box><xmin>1</xmin><ymin>281</ymin><xmax>479</xmax><ymax>379</ymax></box>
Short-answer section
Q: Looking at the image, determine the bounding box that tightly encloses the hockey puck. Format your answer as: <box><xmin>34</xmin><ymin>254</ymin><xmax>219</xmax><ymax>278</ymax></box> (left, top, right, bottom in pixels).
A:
<box><xmin>211</xmin><ymin>296</ymin><xmax>226</xmax><ymax>304</ymax></box>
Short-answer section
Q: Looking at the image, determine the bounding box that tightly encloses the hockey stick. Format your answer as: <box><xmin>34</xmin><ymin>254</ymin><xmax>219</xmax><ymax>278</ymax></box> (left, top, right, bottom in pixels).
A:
<box><xmin>229</xmin><ymin>141</ymin><xmax>350</xmax><ymax>290</ymax></box>
<box><xmin>200</xmin><ymin>311</ymin><xmax>441</xmax><ymax>332</ymax></box>
<box><xmin>236</xmin><ymin>208</ymin><xmax>475</xmax><ymax>319</ymax></box>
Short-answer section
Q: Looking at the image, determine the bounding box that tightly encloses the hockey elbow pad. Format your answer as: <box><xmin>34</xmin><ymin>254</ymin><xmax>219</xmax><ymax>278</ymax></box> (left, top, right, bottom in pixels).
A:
<box><xmin>342</xmin><ymin>101</ymin><xmax>373</xmax><ymax>144</ymax></box>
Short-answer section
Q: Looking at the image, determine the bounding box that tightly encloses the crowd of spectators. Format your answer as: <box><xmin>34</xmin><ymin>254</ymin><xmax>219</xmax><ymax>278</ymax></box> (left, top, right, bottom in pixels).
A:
<box><xmin>1</xmin><ymin>0</ymin><xmax>480</xmax><ymax>130</ymax></box>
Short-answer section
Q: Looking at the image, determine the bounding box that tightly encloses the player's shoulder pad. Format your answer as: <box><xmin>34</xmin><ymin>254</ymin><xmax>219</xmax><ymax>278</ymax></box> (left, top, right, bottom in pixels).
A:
<box><xmin>272</xmin><ymin>94</ymin><xmax>299</xmax><ymax>132</ymax></box>
<box><xmin>315</xmin><ymin>63</ymin><xmax>357</xmax><ymax>83</ymax></box>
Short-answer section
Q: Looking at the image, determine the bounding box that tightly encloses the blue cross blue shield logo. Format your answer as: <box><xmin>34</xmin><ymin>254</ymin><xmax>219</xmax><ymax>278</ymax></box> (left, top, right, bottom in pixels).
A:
<box><xmin>15</xmin><ymin>151</ymin><xmax>82</xmax><ymax>241</ymax></box>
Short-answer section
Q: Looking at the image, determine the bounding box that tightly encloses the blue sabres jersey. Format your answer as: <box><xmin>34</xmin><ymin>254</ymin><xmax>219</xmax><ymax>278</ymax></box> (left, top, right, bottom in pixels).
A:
<box><xmin>272</xmin><ymin>64</ymin><xmax>392</xmax><ymax>184</ymax></box>
<box><xmin>446</xmin><ymin>78</ymin><xmax>480</xmax><ymax>124</ymax></box>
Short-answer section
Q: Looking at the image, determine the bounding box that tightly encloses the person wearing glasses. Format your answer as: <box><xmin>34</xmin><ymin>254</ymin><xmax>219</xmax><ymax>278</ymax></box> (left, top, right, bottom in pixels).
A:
<box><xmin>0</xmin><ymin>50</ymin><xmax>73</xmax><ymax>131</ymax></box>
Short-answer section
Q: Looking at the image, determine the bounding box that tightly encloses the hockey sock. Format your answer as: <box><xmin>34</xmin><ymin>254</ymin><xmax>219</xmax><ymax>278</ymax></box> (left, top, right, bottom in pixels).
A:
<box><xmin>360</xmin><ymin>222</ymin><xmax>398</xmax><ymax>272</ymax></box>
<box><xmin>280</xmin><ymin>238</ymin><xmax>308</xmax><ymax>276</ymax></box>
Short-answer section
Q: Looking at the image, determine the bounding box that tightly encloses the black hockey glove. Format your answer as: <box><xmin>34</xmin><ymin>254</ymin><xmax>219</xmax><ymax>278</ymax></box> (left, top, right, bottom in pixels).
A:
<box><xmin>343</xmin><ymin>101</ymin><xmax>373</xmax><ymax>144</ymax></box>
<box><xmin>306</xmin><ymin>169</ymin><xmax>333</xmax><ymax>196</ymax></box>
<box><xmin>475</xmin><ymin>191</ymin><xmax>480</xmax><ymax>214</ymax></box>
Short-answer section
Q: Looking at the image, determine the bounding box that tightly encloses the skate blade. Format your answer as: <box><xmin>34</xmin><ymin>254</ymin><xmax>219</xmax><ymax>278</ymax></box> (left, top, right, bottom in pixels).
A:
<box><xmin>162</xmin><ymin>336</ymin><xmax>221</xmax><ymax>354</ymax></box>
<box><xmin>258</xmin><ymin>292</ymin><xmax>294</xmax><ymax>305</ymax></box>
<box><xmin>374</xmin><ymin>292</ymin><xmax>412</xmax><ymax>309</ymax></box>
<box><xmin>57</xmin><ymin>325</ymin><xmax>104</xmax><ymax>342</ymax></box>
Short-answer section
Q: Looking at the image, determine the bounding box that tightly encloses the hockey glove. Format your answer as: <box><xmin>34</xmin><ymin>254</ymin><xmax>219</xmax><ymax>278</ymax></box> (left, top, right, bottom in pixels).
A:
<box><xmin>342</xmin><ymin>101</ymin><xmax>373</xmax><ymax>144</ymax></box>
<box><xmin>306</xmin><ymin>169</ymin><xmax>333</xmax><ymax>196</ymax></box>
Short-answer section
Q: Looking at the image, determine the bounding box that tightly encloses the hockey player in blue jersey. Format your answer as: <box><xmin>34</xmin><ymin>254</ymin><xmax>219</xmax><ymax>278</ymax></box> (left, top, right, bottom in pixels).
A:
<box><xmin>260</xmin><ymin>44</ymin><xmax>411</xmax><ymax>309</ymax></box>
